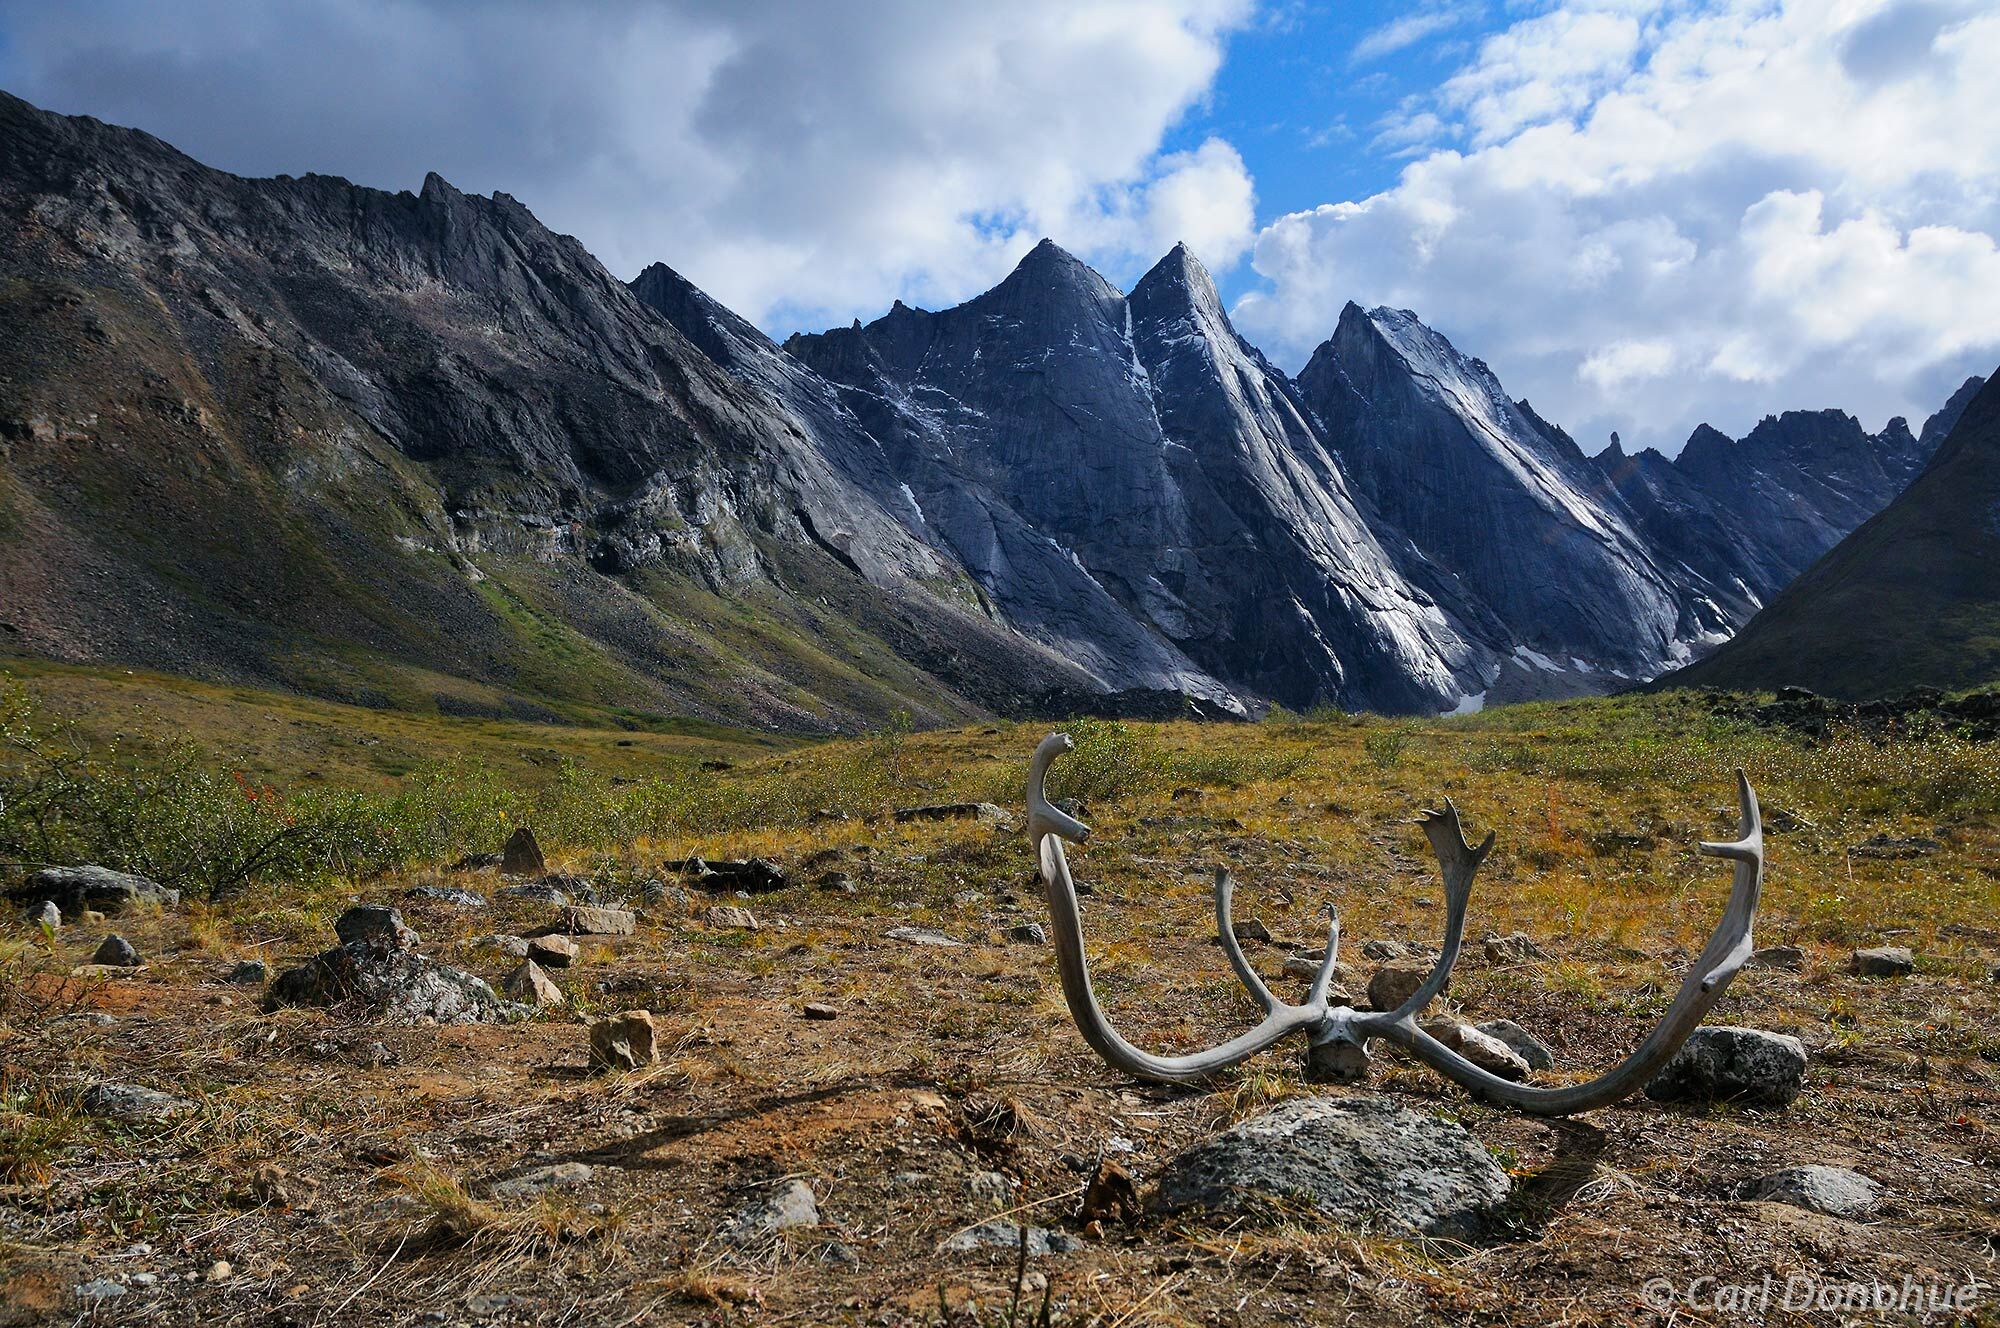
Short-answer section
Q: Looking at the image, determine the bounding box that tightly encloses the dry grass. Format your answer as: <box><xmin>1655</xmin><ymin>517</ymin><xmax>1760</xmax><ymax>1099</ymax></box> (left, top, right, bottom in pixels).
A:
<box><xmin>0</xmin><ymin>684</ymin><xmax>1996</xmax><ymax>1324</ymax></box>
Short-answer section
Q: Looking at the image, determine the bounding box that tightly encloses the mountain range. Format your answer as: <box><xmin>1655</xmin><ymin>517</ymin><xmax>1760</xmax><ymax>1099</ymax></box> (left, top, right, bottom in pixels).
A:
<box><xmin>0</xmin><ymin>91</ymin><xmax>1984</xmax><ymax>726</ymax></box>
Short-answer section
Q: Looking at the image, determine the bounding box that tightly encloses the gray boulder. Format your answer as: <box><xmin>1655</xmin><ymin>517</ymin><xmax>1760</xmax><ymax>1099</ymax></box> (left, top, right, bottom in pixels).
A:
<box><xmin>1422</xmin><ymin>1019</ymin><xmax>1530</xmax><ymax>1081</ymax></box>
<box><xmin>1743</xmin><ymin>1165</ymin><xmax>1882</xmax><ymax>1218</ymax></box>
<box><xmin>1849</xmin><ymin>945</ymin><xmax>1914</xmax><ymax>977</ymax></box>
<box><xmin>80</xmin><ymin>1081</ymin><xmax>193</xmax><ymax>1123</ymax></box>
<box><xmin>939</xmin><ymin>1220</ymin><xmax>1079</xmax><ymax>1256</ymax></box>
<box><xmin>264</xmin><ymin>942</ymin><xmax>511</xmax><ymax>1024</ymax></box>
<box><xmin>1367</xmin><ymin>961</ymin><xmax>1432</xmax><ymax>1011</ymax></box>
<box><xmin>1153</xmin><ymin>1096</ymin><xmax>1510</xmax><ymax>1237</ymax></box>
<box><xmin>726</xmin><ymin>1178</ymin><xmax>820</xmax><ymax>1244</ymax></box>
<box><xmin>225</xmin><ymin>958</ymin><xmax>270</xmax><ymax>985</ymax></box>
<box><xmin>404</xmin><ymin>885</ymin><xmax>487</xmax><ymax>908</ymax></box>
<box><xmin>485</xmin><ymin>1162</ymin><xmax>594</xmax><ymax>1201</ymax></box>
<box><xmin>27</xmin><ymin>900</ymin><xmax>60</xmax><ymax>929</ymax></box>
<box><xmin>1643</xmin><ymin>1026</ymin><xmax>1807</xmax><ymax>1108</ymax></box>
<box><xmin>1476</xmin><ymin>1019</ymin><xmax>1556</xmax><ymax>1071</ymax></box>
<box><xmin>886</xmin><ymin>926</ymin><xmax>963</xmax><ymax>948</ymax></box>
<box><xmin>92</xmin><ymin>934</ymin><xmax>141</xmax><ymax>967</ymax></box>
<box><xmin>495</xmin><ymin>881</ymin><xmax>570</xmax><ymax>907</ymax></box>
<box><xmin>554</xmin><ymin>905</ymin><xmax>635</xmax><ymax>936</ymax></box>
<box><xmin>12</xmin><ymin>865</ymin><xmax>178</xmax><ymax>920</ymax></box>
<box><xmin>334</xmin><ymin>904</ymin><xmax>418</xmax><ymax>950</ymax></box>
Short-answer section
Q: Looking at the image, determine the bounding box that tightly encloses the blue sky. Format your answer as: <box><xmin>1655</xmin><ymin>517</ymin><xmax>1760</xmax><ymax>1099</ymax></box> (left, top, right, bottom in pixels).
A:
<box><xmin>2</xmin><ymin>1</ymin><xmax>1996</xmax><ymax>454</ymax></box>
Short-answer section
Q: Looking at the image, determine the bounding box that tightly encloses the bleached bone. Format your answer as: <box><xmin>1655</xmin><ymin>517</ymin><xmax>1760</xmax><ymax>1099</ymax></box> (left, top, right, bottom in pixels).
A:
<box><xmin>1025</xmin><ymin>731</ymin><xmax>1764</xmax><ymax>1116</ymax></box>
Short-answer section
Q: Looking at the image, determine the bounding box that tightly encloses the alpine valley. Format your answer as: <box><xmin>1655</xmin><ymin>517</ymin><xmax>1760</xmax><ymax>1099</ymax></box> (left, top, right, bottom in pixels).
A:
<box><xmin>0</xmin><ymin>91</ymin><xmax>1980</xmax><ymax>726</ymax></box>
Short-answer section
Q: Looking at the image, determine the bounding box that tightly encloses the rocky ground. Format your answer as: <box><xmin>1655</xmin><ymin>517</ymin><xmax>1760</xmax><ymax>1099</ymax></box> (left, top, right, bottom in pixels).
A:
<box><xmin>2</xmin><ymin>695</ymin><xmax>1997</xmax><ymax>1326</ymax></box>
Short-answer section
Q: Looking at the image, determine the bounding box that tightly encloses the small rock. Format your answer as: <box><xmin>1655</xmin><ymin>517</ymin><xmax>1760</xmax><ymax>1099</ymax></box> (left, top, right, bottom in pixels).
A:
<box><xmin>80</xmin><ymin>1081</ymin><xmax>194</xmax><ymax>1123</ymax></box>
<box><xmin>1644</xmin><ymin>1026</ymin><xmax>1808</xmax><ymax>1108</ymax></box>
<box><xmin>727</xmin><ymin>1179</ymin><xmax>820</xmax><ymax>1243</ymax></box>
<box><xmin>1367</xmin><ymin>961</ymin><xmax>1434</xmax><ymax>1012</ymax></box>
<box><xmin>706</xmin><ymin>905</ymin><xmax>759</xmax><ymax>930</ymax></box>
<box><xmin>1423</xmin><ymin>1020</ymin><xmax>1530</xmax><ymax>1081</ymax></box>
<box><xmin>1281</xmin><ymin>955</ymin><xmax>1319</xmax><ymax>980</ymax></box>
<box><xmin>1743</xmin><ymin>1165</ymin><xmax>1882</xmax><ymax>1218</ymax></box>
<box><xmin>1476</xmin><ymin>1019</ymin><xmax>1556</xmax><ymax>1071</ymax></box>
<box><xmin>1360</xmin><ymin>939</ymin><xmax>1406</xmax><ymax>961</ymax></box>
<box><xmin>1482</xmin><ymin>931</ymin><xmax>1543</xmax><ymax>963</ymax></box>
<box><xmin>885</xmin><ymin>926</ymin><xmax>963</xmax><ymax>948</ymax></box>
<box><xmin>74</xmin><ymin>1280</ymin><xmax>127</xmax><ymax>1300</ymax></box>
<box><xmin>225</xmin><ymin>959</ymin><xmax>271</xmax><ymax>984</ymax></box>
<box><xmin>502</xmin><ymin>826</ymin><xmax>547</xmax><ymax>876</ymax></box>
<box><xmin>1231</xmin><ymin>917</ymin><xmax>1273</xmax><ymax>945</ymax></box>
<box><xmin>334</xmin><ymin>904</ymin><xmax>418</xmax><ymax>950</ymax></box>
<box><xmin>10</xmin><ymin>865</ymin><xmax>179</xmax><ymax>919</ymax></box>
<box><xmin>801</xmin><ymin>1002</ymin><xmax>840</xmax><ymax>1021</ymax></box>
<box><xmin>816</xmin><ymin>871</ymin><xmax>858</xmax><ymax>895</ymax></box>
<box><xmin>449</xmin><ymin>852</ymin><xmax>504</xmax><ymax>872</ymax></box>
<box><xmin>674</xmin><ymin>856</ymin><xmax>792</xmax><ymax>893</ymax></box>
<box><xmin>1003</xmin><ymin>922</ymin><xmax>1047</xmax><ymax>945</ymax></box>
<box><xmin>1748</xmin><ymin>945</ymin><xmax>1804</xmax><ymax>970</ymax></box>
<box><xmin>467</xmin><ymin>934</ymin><xmax>531</xmax><ymax>958</ymax></box>
<box><xmin>1849</xmin><ymin>945</ymin><xmax>1914</xmax><ymax>977</ymax></box>
<box><xmin>939</xmin><ymin>1220</ymin><xmax>1079</xmax><ymax>1256</ymax></box>
<box><xmin>555</xmin><ymin>906</ymin><xmax>635</xmax><ymax>936</ymax></box>
<box><xmin>495</xmin><ymin>882</ymin><xmax>570</xmax><ymax>907</ymax></box>
<box><xmin>968</xmin><ymin>1171</ymin><xmax>1016</xmax><ymax>1207</ymax></box>
<box><xmin>404</xmin><ymin>885</ymin><xmax>487</xmax><ymax>908</ymax></box>
<box><xmin>588</xmin><ymin>1010</ymin><xmax>658</xmax><ymax>1072</ymax></box>
<box><xmin>486</xmin><ymin>1162</ymin><xmax>594</xmax><ymax>1201</ymax></box>
<box><xmin>527</xmin><ymin>935</ymin><xmax>580</xmax><ymax>968</ymax></box>
<box><xmin>28</xmin><ymin>900</ymin><xmax>61</xmax><ymax>929</ymax></box>
<box><xmin>1154</xmin><ymin>1096</ymin><xmax>1509</xmax><ymax>1237</ymax></box>
<box><xmin>893</xmin><ymin>802</ymin><xmax>1017</xmax><ymax>831</ymax></box>
<box><xmin>502</xmin><ymin>959</ymin><xmax>563</xmax><ymax>1007</ymax></box>
<box><xmin>93</xmin><ymin>934</ymin><xmax>141</xmax><ymax>967</ymax></box>
<box><xmin>204</xmin><ymin>993</ymin><xmax>232</xmax><ymax>1007</ymax></box>
<box><xmin>1990</xmin><ymin>962</ymin><xmax>2000</xmax><ymax>984</ymax></box>
<box><xmin>205</xmin><ymin>1261</ymin><xmax>231</xmax><ymax>1282</ymax></box>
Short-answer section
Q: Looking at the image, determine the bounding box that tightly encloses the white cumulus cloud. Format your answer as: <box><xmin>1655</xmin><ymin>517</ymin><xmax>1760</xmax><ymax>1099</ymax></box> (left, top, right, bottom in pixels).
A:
<box><xmin>1236</xmin><ymin>0</ymin><xmax>2000</xmax><ymax>453</ymax></box>
<box><xmin>0</xmin><ymin>0</ymin><xmax>1258</xmax><ymax>331</ymax></box>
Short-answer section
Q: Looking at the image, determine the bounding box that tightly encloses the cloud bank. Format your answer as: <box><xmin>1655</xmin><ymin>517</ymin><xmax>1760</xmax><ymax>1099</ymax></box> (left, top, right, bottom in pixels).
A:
<box><xmin>1236</xmin><ymin>0</ymin><xmax>2000</xmax><ymax>453</ymax></box>
<box><xmin>0</xmin><ymin>0</ymin><xmax>1257</xmax><ymax>331</ymax></box>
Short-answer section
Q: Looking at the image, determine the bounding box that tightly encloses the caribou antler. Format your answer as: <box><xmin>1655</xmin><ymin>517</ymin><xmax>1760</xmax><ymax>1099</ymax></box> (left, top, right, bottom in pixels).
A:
<box><xmin>1025</xmin><ymin>731</ymin><xmax>1765</xmax><ymax>1116</ymax></box>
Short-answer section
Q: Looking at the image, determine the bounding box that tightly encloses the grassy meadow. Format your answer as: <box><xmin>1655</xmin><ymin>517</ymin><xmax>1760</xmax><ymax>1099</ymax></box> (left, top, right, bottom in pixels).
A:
<box><xmin>1</xmin><ymin>663</ymin><xmax>1996</xmax><ymax>1325</ymax></box>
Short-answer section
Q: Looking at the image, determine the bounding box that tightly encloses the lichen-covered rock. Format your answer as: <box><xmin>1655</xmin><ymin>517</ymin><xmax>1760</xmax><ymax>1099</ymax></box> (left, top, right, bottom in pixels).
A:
<box><xmin>80</xmin><ymin>1081</ymin><xmax>193</xmax><ymax>1123</ymax></box>
<box><xmin>1644</xmin><ymin>1026</ymin><xmax>1808</xmax><ymax>1108</ymax></box>
<box><xmin>1743</xmin><ymin>1166</ymin><xmax>1882</xmax><ymax>1218</ymax></box>
<box><xmin>1482</xmin><ymin>931</ymin><xmax>1544</xmax><ymax>963</ymax></box>
<box><xmin>12</xmin><ymin>865</ymin><xmax>179</xmax><ymax>920</ymax></box>
<box><xmin>225</xmin><ymin>958</ymin><xmax>271</xmax><ymax>985</ymax></box>
<box><xmin>555</xmin><ymin>906</ymin><xmax>635</xmax><ymax>936</ymax></box>
<box><xmin>588</xmin><ymin>1010</ymin><xmax>658</xmax><ymax>1071</ymax></box>
<box><xmin>333</xmin><ymin>904</ymin><xmax>417</xmax><ymax>950</ymax></box>
<box><xmin>1153</xmin><ymin>1095</ymin><xmax>1510</xmax><ymax>1237</ymax></box>
<box><xmin>939</xmin><ymin>1220</ymin><xmax>1079</xmax><ymax>1256</ymax></box>
<box><xmin>1476</xmin><ymin>1018</ymin><xmax>1556</xmax><ymax>1071</ymax></box>
<box><xmin>404</xmin><ymin>885</ymin><xmax>487</xmax><ymax>908</ymax></box>
<box><xmin>264</xmin><ymin>942</ymin><xmax>510</xmax><ymax>1024</ymax></box>
<box><xmin>1366</xmin><ymin>961</ymin><xmax>1432</xmax><ymax>1011</ymax></box>
<box><xmin>725</xmin><ymin>1179</ymin><xmax>820</xmax><ymax>1244</ymax></box>
<box><xmin>1849</xmin><ymin>945</ymin><xmax>1914</xmax><ymax>977</ymax></box>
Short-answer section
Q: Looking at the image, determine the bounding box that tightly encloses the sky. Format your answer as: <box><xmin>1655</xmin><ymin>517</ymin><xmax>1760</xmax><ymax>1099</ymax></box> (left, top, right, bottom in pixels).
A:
<box><xmin>1</xmin><ymin>0</ymin><xmax>1995</xmax><ymax>454</ymax></box>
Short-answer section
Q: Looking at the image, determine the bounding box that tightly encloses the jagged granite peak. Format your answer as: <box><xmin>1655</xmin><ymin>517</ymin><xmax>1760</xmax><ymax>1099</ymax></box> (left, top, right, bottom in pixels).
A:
<box><xmin>786</xmin><ymin>245</ymin><xmax>1504</xmax><ymax>711</ymax></box>
<box><xmin>1669</xmin><ymin>365</ymin><xmax>2000</xmax><ymax>698</ymax></box>
<box><xmin>1298</xmin><ymin>302</ymin><xmax>1689</xmax><ymax>681</ymax></box>
<box><xmin>1919</xmin><ymin>374</ymin><xmax>1987</xmax><ymax>454</ymax></box>
<box><xmin>0</xmin><ymin>90</ymin><xmax>1095</xmax><ymax>729</ymax></box>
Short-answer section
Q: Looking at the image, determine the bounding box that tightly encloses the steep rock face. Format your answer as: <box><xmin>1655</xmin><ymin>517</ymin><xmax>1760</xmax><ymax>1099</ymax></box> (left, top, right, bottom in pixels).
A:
<box><xmin>0</xmin><ymin>91</ymin><xmax>1088</xmax><ymax>728</ymax></box>
<box><xmin>1299</xmin><ymin>304</ymin><xmax>1693</xmax><ymax>683</ymax></box>
<box><xmin>1668</xmin><ymin>367</ymin><xmax>2000</xmax><ymax>698</ymax></box>
<box><xmin>787</xmin><ymin>243</ymin><xmax>1493</xmax><ymax>711</ymax></box>
<box><xmin>1918</xmin><ymin>374</ymin><xmax>1988</xmax><ymax>456</ymax></box>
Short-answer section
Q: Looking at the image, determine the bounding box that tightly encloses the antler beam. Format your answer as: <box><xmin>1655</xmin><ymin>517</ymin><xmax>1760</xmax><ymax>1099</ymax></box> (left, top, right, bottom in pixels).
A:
<box><xmin>1025</xmin><ymin>731</ymin><xmax>1765</xmax><ymax>1116</ymax></box>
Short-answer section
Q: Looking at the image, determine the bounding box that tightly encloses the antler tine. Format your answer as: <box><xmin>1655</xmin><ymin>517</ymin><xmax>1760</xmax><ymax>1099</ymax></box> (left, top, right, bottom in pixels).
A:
<box><xmin>1027</xmin><ymin>733</ymin><xmax>1091</xmax><ymax>847</ymax></box>
<box><xmin>1028</xmin><ymin>733</ymin><xmax>1333</xmax><ymax>1085</ymax></box>
<box><xmin>1383</xmin><ymin>799</ymin><xmax>1495</xmax><ymax>1021</ymax></box>
<box><xmin>1356</xmin><ymin>773</ymin><xmax>1766</xmax><ymax>1116</ymax></box>
<box><xmin>1307</xmin><ymin>905</ymin><xmax>1342</xmax><ymax>1007</ymax></box>
<box><xmin>1213</xmin><ymin>869</ymin><xmax>1279</xmax><ymax>1015</ymax></box>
